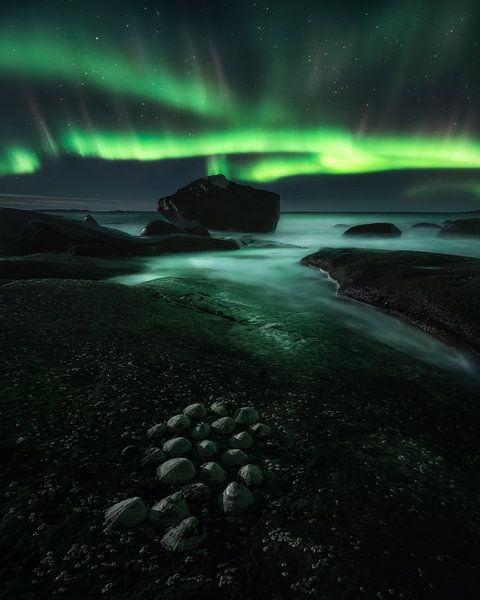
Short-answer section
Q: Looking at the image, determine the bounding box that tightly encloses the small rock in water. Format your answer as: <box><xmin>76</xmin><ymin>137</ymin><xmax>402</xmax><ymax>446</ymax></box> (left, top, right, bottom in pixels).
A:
<box><xmin>234</xmin><ymin>407</ymin><xmax>259</xmax><ymax>426</ymax></box>
<box><xmin>104</xmin><ymin>497</ymin><xmax>147</xmax><ymax>529</ymax></box>
<box><xmin>149</xmin><ymin>492</ymin><xmax>189</xmax><ymax>527</ymax></box>
<box><xmin>157</xmin><ymin>458</ymin><xmax>196</xmax><ymax>485</ymax></box>
<box><xmin>200</xmin><ymin>461</ymin><xmax>227</xmax><ymax>485</ymax></box>
<box><xmin>191</xmin><ymin>422</ymin><xmax>211</xmax><ymax>441</ymax></box>
<box><xmin>229</xmin><ymin>431</ymin><xmax>254</xmax><ymax>450</ymax></box>
<box><xmin>167</xmin><ymin>414</ymin><xmax>191</xmax><ymax>434</ymax></box>
<box><xmin>195</xmin><ymin>439</ymin><xmax>219</xmax><ymax>461</ymax></box>
<box><xmin>238</xmin><ymin>464</ymin><xmax>264</xmax><ymax>487</ymax></box>
<box><xmin>210</xmin><ymin>401</ymin><xmax>229</xmax><ymax>416</ymax></box>
<box><xmin>147</xmin><ymin>423</ymin><xmax>167</xmax><ymax>440</ymax></box>
<box><xmin>221</xmin><ymin>449</ymin><xmax>249</xmax><ymax>467</ymax></box>
<box><xmin>161</xmin><ymin>516</ymin><xmax>207</xmax><ymax>552</ymax></box>
<box><xmin>183</xmin><ymin>403</ymin><xmax>207</xmax><ymax>419</ymax></box>
<box><xmin>220</xmin><ymin>482</ymin><xmax>254</xmax><ymax>515</ymax></box>
<box><xmin>163</xmin><ymin>437</ymin><xmax>192</xmax><ymax>457</ymax></box>
<box><xmin>211</xmin><ymin>416</ymin><xmax>236</xmax><ymax>435</ymax></box>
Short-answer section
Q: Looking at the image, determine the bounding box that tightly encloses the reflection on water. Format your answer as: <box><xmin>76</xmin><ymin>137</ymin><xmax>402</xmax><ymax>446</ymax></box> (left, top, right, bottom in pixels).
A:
<box><xmin>61</xmin><ymin>210</ymin><xmax>480</xmax><ymax>381</ymax></box>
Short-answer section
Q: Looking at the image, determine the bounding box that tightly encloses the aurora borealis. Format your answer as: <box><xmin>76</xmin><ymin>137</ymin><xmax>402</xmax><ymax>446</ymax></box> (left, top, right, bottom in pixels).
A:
<box><xmin>1</xmin><ymin>0</ymin><xmax>480</xmax><ymax>209</ymax></box>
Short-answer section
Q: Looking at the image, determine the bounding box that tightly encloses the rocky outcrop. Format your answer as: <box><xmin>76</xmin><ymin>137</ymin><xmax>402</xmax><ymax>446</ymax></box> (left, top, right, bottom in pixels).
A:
<box><xmin>140</xmin><ymin>218</ymin><xmax>210</xmax><ymax>237</ymax></box>
<box><xmin>157</xmin><ymin>175</ymin><xmax>280</xmax><ymax>232</ymax></box>
<box><xmin>343</xmin><ymin>223</ymin><xmax>402</xmax><ymax>236</ymax></box>
<box><xmin>301</xmin><ymin>247</ymin><xmax>480</xmax><ymax>357</ymax></box>
<box><xmin>0</xmin><ymin>207</ymin><xmax>237</xmax><ymax>259</ymax></box>
<box><xmin>439</xmin><ymin>218</ymin><xmax>480</xmax><ymax>237</ymax></box>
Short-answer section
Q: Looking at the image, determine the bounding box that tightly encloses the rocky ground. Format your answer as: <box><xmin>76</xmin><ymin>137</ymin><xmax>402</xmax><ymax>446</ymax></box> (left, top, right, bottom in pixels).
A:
<box><xmin>1</xmin><ymin>276</ymin><xmax>480</xmax><ymax>600</ymax></box>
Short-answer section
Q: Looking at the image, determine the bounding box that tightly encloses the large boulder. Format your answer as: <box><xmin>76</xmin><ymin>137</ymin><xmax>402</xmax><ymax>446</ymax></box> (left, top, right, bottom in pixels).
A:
<box><xmin>439</xmin><ymin>218</ymin><xmax>480</xmax><ymax>237</ymax></box>
<box><xmin>343</xmin><ymin>223</ymin><xmax>402</xmax><ymax>237</ymax></box>
<box><xmin>157</xmin><ymin>175</ymin><xmax>280</xmax><ymax>232</ymax></box>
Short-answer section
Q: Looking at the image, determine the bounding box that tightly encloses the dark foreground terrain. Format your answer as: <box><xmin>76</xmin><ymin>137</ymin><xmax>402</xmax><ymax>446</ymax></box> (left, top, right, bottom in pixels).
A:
<box><xmin>1</xmin><ymin>274</ymin><xmax>480</xmax><ymax>600</ymax></box>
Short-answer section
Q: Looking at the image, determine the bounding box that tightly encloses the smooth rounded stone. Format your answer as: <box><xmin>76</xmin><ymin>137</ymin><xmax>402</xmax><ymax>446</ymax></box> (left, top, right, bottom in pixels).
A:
<box><xmin>183</xmin><ymin>403</ymin><xmax>207</xmax><ymax>419</ymax></box>
<box><xmin>195</xmin><ymin>439</ymin><xmax>219</xmax><ymax>462</ymax></box>
<box><xmin>157</xmin><ymin>458</ymin><xmax>196</xmax><ymax>485</ymax></box>
<box><xmin>249</xmin><ymin>422</ymin><xmax>272</xmax><ymax>438</ymax></box>
<box><xmin>238</xmin><ymin>464</ymin><xmax>264</xmax><ymax>487</ymax></box>
<box><xmin>221</xmin><ymin>449</ymin><xmax>249</xmax><ymax>467</ymax></box>
<box><xmin>211</xmin><ymin>416</ymin><xmax>236</xmax><ymax>435</ymax></box>
<box><xmin>163</xmin><ymin>437</ymin><xmax>192</xmax><ymax>457</ymax></box>
<box><xmin>191</xmin><ymin>422</ymin><xmax>211</xmax><ymax>441</ymax></box>
<box><xmin>149</xmin><ymin>492</ymin><xmax>189</xmax><ymax>527</ymax></box>
<box><xmin>104</xmin><ymin>497</ymin><xmax>147</xmax><ymax>529</ymax></box>
<box><xmin>220</xmin><ymin>482</ymin><xmax>254</xmax><ymax>515</ymax></box>
<box><xmin>161</xmin><ymin>516</ymin><xmax>207</xmax><ymax>552</ymax></box>
<box><xmin>141</xmin><ymin>447</ymin><xmax>166</xmax><ymax>466</ymax></box>
<box><xmin>229</xmin><ymin>431</ymin><xmax>254</xmax><ymax>450</ymax></box>
<box><xmin>234</xmin><ymin>406</ymin><xmax>259</xmax><ymax>426</ymax></box>
<box><xmin>147</xmin><ymin>423</ymin><xmax>167</xmax><ymax>440</ymax></box>
<box><xmin>121</xmin><ymin>445</ymin><xmax>138</xmax><ymax>458</ymax></box>
<box><xmin>210</xmin><ymin>401</ymin><xmax>229</xmax><ymax>417</ymax></box>
<box><xmin>200</xmin><ymin>461</ymin><xmax>227</xmax><ymax>485</ymax></box>
<box><xmin>182</xmin><ymin>482</ymin><xmax>211</xmax><ymax>503</ymax></box>
<box><xmin>167</xmin><ymin>414</ymin><xmax>191</xmax><ymax>434</ymax></box>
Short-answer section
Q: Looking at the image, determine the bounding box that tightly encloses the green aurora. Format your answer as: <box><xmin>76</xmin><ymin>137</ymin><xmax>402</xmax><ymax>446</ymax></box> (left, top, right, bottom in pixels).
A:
<box><xmin>1</xmin><ymin>1</ymin><xmax>479</xmax><ymax>189</ymax></box>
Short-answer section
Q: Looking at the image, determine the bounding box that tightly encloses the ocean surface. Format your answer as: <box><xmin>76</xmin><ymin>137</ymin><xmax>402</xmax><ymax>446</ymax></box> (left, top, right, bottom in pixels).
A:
<box><xmin>55</xmin><ymin>211</ymin><xmax>480</xmax><ymax>382</ymax></box>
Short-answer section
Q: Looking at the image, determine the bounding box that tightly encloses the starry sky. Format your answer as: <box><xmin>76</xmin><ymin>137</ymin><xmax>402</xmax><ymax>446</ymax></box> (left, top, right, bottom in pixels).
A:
<box><xmin>1</xmin><ymin>0</ymin><xmax>480</xmax><ymax>211</ymax></box>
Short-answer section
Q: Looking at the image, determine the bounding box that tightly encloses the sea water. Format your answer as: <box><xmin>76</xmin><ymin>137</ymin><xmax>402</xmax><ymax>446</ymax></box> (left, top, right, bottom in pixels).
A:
<box><xmin>56</xmin><ymin>211</ymin><xmax>480</xmax><ymax>382</ymax></box>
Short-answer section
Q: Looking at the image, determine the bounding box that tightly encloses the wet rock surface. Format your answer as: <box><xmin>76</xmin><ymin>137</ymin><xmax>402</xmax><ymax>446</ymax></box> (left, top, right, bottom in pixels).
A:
<box><xmin>0</xmin><ymin>207</ymin><xmax>238</xmax><ymax>260</ymax></box>
<box><xmin>157</xmin><ymin>175</ymin><xmax>280</xmax><ymax>232</ymax></box>
<box><xmin>343</xmin><ymin>222</ymin><xmax>402</xmax><ymax>236</ymax></box>
<box><xmin>1</xmin><ymin>278</ymin><xmax>480</xmax><ymax>599</ymax></box>
<box><xmin>301</xmin><ymin>247</ymin><xmax>480</xmax><ymax>358</ymax></box>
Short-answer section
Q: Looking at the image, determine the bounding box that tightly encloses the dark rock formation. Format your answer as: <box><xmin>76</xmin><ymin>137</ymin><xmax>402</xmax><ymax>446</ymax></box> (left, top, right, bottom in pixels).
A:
<box><xmin>140</xmin><ymin>219</ymin><xmax>183</xmax><ymax>236</ymax></box>
<box><xmin>343</xmin><ymin>223</ymin><xmax>402</xmax><ymax>237</ymax></box>
<box><xmin>141</xmin><ymin>218</ymin><xmax>210</xmax><ymax>237</ymax></box>
<box><xmin>0</xmin><ymin>208</ymin><xmax>237</xmax><ymax>259</ymax></box>
<box><xmin>439</xmin><ymin>218</ymin><xmax>480</xmax><ymax>237</ymax></box>
<box><xmin>411</xmin><ymin>222</ymin><xmax>441</xmax><ymax>229</ymax></box>
<box><xmin>157</xmin><ymin>174</ymin><xmax>280</xmax><ymax>232</ymax></box>
<box><xmin>301</xmin><ymin>247</ymin><xmax>480</xmax><ymax>357</ymax></box>
<box><xmin>84</xmin><ymin>214</ymin><xmax>99</xmax><ymax>225</ymax></box>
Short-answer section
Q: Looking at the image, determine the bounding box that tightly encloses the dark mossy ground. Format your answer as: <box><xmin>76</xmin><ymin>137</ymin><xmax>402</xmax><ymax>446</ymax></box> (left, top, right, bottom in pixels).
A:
<box><xmin>1</xmin><ymin>278</ymin><xmax>480</xmax><ymax>599</ymax></box>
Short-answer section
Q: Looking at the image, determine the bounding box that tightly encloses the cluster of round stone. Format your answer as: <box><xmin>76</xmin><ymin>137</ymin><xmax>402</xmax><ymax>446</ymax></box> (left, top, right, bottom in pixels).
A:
<box><xmin>104</xmin><ymin>401</ymin><xmax>271</xmax><ymax>552</ymax></box>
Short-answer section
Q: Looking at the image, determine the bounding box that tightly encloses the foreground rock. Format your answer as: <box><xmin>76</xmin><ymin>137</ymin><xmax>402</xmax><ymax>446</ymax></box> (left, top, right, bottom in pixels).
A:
<box><xmin>301</xmin><ymin>247</ymin><xmax>480</xmax><ymax>357</ymax></box>
<box><xmin>343</xmin><ymin>222</ymin><xmax>402</xmax><ymax>236</ymax></box>
<box><xmin>0</xmin><ymin>207</ymin><xmax>238</xmax><ymax>259</ymax></box>
<box><xmin>439</xmin><ymin>218</ymin><xmax>480</xmax><ymax>237</ymax></box>
<box><xmin>157</xmin><ymin>174</ymin><xmax>280</xmax><ymax>232</ymax></box>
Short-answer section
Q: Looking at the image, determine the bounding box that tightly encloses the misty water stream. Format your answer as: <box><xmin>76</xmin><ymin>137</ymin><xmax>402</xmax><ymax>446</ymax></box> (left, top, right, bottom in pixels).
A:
<box><xmin>63</xmin><ymin>211</ymin><xmax>480</xmax><ymax>386</ymax></box>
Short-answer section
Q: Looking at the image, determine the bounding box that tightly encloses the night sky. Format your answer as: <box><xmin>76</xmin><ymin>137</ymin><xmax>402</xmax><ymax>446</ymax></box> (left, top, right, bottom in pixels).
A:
<box><xmin>1</xmin><ymin>0</ymin><xmax>480</xmax><ymax>211</ymax></box>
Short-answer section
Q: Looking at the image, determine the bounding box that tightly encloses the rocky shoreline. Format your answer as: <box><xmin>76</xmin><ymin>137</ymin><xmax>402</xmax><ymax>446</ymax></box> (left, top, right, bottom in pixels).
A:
<box><xmin>301</xmin><ymin>248</ymin><xmax>480</xmax><ymax>358</ymax></box>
